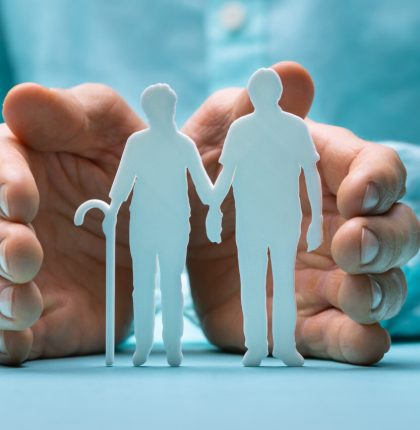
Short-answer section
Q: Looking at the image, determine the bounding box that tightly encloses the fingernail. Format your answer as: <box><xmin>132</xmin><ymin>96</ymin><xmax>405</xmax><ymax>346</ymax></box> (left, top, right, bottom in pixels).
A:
<box><xmin>0</xmin><ymin>242</ymin><xmax>10</xmax><ymax>278</ymax></box>
<box><xmin>362</xmin><ymin>183</ymin><xmax>380</xmax><ymax>213</ymax></box>
<box><xmin>361</xmin><ymin>228</ymin><xmax>379</xmax><ymax>265</ymax></box>
<box><xmin>0</xmin><ymin>331</ymin><xmax>7</xmax><ymax>354</ymax></box>
<box><xmin>370</xmin><ymin>279</ymin><xmax>383</xmax><ymax>310</ymax></box>
<box><xmin>0</xmin><ymin>287</ymin><xmax>13</xmax><ymax>318</ymax></box>
<box><xmin>0</xmin><ymin>185</ymin><xmax>9</xmax><ymax>218</ymax></box>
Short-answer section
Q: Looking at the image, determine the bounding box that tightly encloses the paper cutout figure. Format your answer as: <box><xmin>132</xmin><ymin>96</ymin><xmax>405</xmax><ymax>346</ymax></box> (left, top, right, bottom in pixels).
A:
<box><xmin>206</xmin><ymin>68</ymin><xmax>323</xmax><ymax>367</ymax></box>
<box><xmin>75</xmin><ymin>84</ymin><xmax>213</xmax><ymax>366</ymax></box>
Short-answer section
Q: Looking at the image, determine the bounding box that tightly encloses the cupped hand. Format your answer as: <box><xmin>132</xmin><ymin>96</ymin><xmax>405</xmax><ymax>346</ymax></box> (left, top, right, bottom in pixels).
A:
<box><xmin>185</xmin><ymin>62</ymin><xmax>420</xmax><ymax>365</ymax></box>
<box><xmin>0</xmin><ymin>83</ymin><xmax>145</xmax><ymax>364</ymax></box>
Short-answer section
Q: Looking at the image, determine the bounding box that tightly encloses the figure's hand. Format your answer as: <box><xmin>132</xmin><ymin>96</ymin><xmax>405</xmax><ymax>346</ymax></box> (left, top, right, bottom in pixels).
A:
<box><xmin>102</xmin><ymin>204</ymin><xmax>119</xmax><ymax>234</ymax></box>
<box><xmin>0</xmin><ymin>83</ymin><xmax>146</xmax><ymax>364</ymax></box>
<box><xmin>306</xmin><ymin>216</ymin><xmax>323</xmax><ymax>252</ymax></box>
<box><xmin>185</xmin><ymin>61</ymin><xmax>420</xmax><ymax>365</ymax></box>
<box><xmin>206</xmin><ymin>206</ymin><xmax>223</xmax><ymax>244</ymax></box>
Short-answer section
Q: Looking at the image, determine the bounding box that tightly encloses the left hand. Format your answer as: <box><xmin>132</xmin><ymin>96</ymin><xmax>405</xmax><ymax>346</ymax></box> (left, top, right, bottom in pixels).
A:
<box><xmin>0</xmin><ymin>83</ymin><xmax>145</xmax><ymax>364</ymax></box>
<box><xmin>185</xmin><ymin>61</ymin><xmax>420</xmax><ymax>365</ymax></box>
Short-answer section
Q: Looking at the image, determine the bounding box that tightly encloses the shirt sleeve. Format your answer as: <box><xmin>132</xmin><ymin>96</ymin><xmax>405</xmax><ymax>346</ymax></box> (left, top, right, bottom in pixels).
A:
<box><xmin>0</xmin><ymin>19</ymin><xmax>14</xmax><ymax>122</ymax></box>
<box><xmin>380</xmin><ymin>141</ymin><xmax>420</xmax><ymax>338</ymax></box>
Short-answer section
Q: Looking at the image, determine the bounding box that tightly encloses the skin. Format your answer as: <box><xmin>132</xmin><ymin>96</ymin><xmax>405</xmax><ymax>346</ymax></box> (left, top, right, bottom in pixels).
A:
<box><xmin>0</xmin><ymin>62</ymin><xmax>418</xmax><ymax>365</ymax></box>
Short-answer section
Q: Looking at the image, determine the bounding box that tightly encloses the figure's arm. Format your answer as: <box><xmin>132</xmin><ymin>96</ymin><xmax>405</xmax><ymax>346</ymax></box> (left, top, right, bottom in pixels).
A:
<box><xmin>108</xmin><ymin>135</ymin><xmax>138</xmax><ymax>214</ymax></box>
<box><xmin>212</xmin><ymin>162</ymin><xmax>236</xmax><ymax>207</ymax></box>
<box><xmin>211</xmin><ymin>123</ymin><xmax>238</xmax><ymax>208</ymax></box>
<box><xmin>204</xmin><ymin>164</ymin><xmax>236</xmax><ymax>244</ymax></box>
<box><xmin>301</xmin><ymin>127</ymin><xmax>323</xmax><ymax>251</ymax></box>
<box><xmin>205</xmin><ymin>127</ymin><xmax>237</xmax><ymax>243</ymax></box>
<box><xmin>185</xmin><ymin>137</ymin><xmax>213</xmax><ymax>205</ymax></box>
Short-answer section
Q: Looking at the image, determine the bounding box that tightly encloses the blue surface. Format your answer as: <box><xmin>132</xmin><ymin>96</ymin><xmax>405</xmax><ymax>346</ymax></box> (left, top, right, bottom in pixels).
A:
<box><xmin>1</xmin><ymin>342</ymin><xmax>419</xmax><ymax>430</ymax></box>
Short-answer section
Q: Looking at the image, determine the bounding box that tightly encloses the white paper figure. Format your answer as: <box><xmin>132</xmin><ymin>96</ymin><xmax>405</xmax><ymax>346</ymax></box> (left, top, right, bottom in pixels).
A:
<box><xmin>75</xmin><ymin>84</ymin><xmax>213</xmax><ymax>366</ymax></box>
<box><xmin>207</xmin><ymin>68</ymin><xmax>323</xmax><ymax>367</ymax></box>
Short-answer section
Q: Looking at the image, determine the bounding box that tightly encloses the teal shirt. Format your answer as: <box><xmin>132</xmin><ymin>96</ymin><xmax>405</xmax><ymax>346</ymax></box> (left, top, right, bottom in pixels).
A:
<box><xmin>0</xmin><ymin>0</ymin><xmax>419</xmax><ymax>337</ymax></box>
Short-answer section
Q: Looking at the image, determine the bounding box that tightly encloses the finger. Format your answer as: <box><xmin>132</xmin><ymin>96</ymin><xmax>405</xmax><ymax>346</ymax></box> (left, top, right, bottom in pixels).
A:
<box><xmin>331</xmin><ymin>204</ymin><xmax>420</xmax><ymax>274</ymax></box>
<box><xmin>0</xmin><ymin>219</ymin><xmax>43</xmax><ymax>283</ymax></box>
<box><xmin>0</xmin><ymin>125</ymin><xmax>39</xmax><ymax>223</ymax></box>
<box><xmin>233</xmin><ymin>61</ymin><xmax>314</xmax><ymax>120</ymax></box>
<box><xmin>3</xmin><ymin>82</ymin><xmax>145</xmax><ymax>156</ymax></box>
<box><xmin>0</xmin><ymin>329</ymin><xmax>33</xmax><ymax>365</ymax></box>
<box><xmin>0</xmin><ymin>280</ymin><xmax>43</xmax><ymax>331</ymax></box>
<box><xmin>323</xmin><ymin>269</ymin><xmax>407</xmax><ymax>324</ymax></box>
<box><xmin>308</xmin><ymin>122</ymin><xmax>406</xmax><ymax>217</ymax></box>
<box><xmin>298</xmin><ymin>308</ymin><xmax>391</xmax><ymax>365</ymax></box>
<box><xmin>337</xmin><ymin>143</ymin><xmax>407</xmax><ymax>217</ymax></box>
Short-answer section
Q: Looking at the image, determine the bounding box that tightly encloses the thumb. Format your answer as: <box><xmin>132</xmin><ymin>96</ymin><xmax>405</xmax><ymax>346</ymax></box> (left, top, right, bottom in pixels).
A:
<box><xmin>233</xmin><ymin>61</ymin><xmax>314</xmax><ymax>120</ymax></box>
<box><xmin>2</xmin><ymin>83</ymin><xmax>145</xmax><ymax>155</ymax></box>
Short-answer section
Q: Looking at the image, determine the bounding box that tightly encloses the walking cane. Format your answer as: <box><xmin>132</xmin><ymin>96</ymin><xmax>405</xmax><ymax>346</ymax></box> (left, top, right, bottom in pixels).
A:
<box><xmin>74</xmin><ymin>199</ymin><xmax>116</xmax><ymax>366</ymax></box>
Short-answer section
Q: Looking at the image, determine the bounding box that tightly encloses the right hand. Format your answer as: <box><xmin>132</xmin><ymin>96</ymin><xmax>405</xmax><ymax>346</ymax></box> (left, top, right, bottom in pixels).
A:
<box><xmin>0</xmin><ymin>83</ymin><xmax>146</xmax><ymax>364</ymax></box>
<box><xmin>185</xmin><ymin>61</ymin><xmax>420</xmax><ymax>365</ymax></box>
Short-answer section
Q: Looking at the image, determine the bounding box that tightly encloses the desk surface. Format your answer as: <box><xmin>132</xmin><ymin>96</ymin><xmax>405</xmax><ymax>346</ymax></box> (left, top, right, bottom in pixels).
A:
<box><xmin>1</xmin><ymin>342</ymin><xmax>419</xmax><ymax>430</ymax></box>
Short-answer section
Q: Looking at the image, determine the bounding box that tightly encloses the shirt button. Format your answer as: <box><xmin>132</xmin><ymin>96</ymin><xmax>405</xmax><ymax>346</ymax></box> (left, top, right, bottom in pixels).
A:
<box><xmin>219</xmin><ymin>2</ymin><xmax>247</xmax><ymax>32</ymax></box>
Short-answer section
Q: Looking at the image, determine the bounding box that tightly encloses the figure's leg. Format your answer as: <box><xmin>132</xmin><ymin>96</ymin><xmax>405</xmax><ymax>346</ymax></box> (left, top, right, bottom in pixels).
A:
<box><xmin>130</xmin><ymin>226</ymin><xmax>157</xmax><ymax>366</ymax></box>
<box><xmin>157</xmin><ymin>235</ymin><xmax>187</xmax><ymax>367</ymax></box>
<box><xmin>237</xmin><ymin>238</ymin><xmax>269</xmax><ymax>367</ymax></box>
<box><xmin>269</xmin><ymin>231</ymin><xmax>304</xmax><ymax>366</ymax></box>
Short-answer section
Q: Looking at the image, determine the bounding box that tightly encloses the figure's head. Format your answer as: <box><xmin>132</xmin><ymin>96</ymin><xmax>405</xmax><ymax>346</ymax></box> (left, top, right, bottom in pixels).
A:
<box><xmin>247</xmin><ymin>68</ymin><xmax>283</xmax><ymax>110</ymax></box>
<box><xmin>141</xmin><ymin>83</ymin><xmax>177</xmax><ymax>127</ymax></box>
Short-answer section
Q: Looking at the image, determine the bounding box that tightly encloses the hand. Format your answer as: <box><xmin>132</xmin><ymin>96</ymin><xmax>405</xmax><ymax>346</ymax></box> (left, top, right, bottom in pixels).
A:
<box><xmin>206</xmin><ymin>206</ymin><xmax>222</xmax><ymax>244</ymax></box>
<box><xmin>185</xmin><ymin>61</ymin><xmax>420</xmax><ymax>365</ymax></box>
<box><xmin>0</xmin><ymin>83</ymin><xmax>145</xmax><ymax>364</ymax></box>
<box><xmin>306</xmin><ymin>216</ymin><xmax>323</xmax><ymax>252</ymax></box>
<box><xmin>101</xmin><ymin>204</ymin><xmax>119</xmax><ymax>234</ymax></box>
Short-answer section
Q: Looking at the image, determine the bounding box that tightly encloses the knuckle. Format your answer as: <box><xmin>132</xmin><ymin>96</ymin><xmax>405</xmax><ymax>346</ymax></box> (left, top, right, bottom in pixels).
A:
<box><xmin>335</xmin><ymin>125</ymin><xmax>357</xmax><ymax>139</ymax></box>
<box><xmin>74</xmin><ymin>82</ymin><xmax>118</xmax><ymax>98</ymax></box>
<box><xmin>383</xmin><ymin>146</ymin><xmax>407</xmax><ymax>188</ymax></box>
<box><xmin>388</xmin><ymin>204</ymin><xmax>420</xmax><ymax>265</ymax></box>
